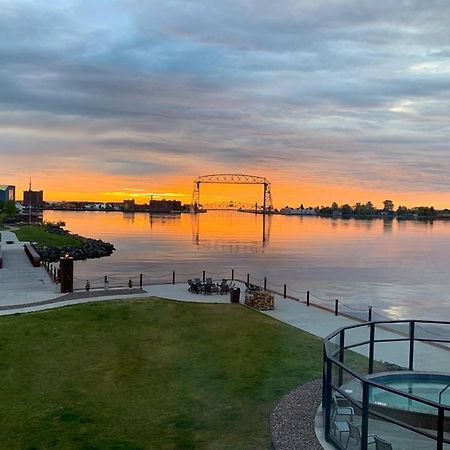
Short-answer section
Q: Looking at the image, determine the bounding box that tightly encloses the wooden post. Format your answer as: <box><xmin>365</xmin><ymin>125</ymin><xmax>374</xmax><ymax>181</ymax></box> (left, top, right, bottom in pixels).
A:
<box><xmin>246</xmin><ymin>273</ymin><xmax>250</xmax><ymax>284</ymax></box>
<box><xmin>368</xmin><ymin>306</ymin><xmax>372</xmax><ymax>322</ymax></box>
<box><xmin>172</xmin><ymin>270</ymin><xmax>176</xmax><ymax>285</ymax></box>
<box><xmin>202</xmin><ymin>270</ymin><xmax>206</xmax><ymax>282</ymax></box>
<box><xmin>283</xmin><ymin>284</ymin><xmax>287</xmax><ymax>298</ymax></box>
<box><xmin>231</xmin><ymin>269</ymin><xmax>234</xmax><ymax>281</ymax></box>
<box><xmin>139</xmin><ymin>273</ymin><xmax>143</xmax><ymax>289</ymax></box>
<box><xmin>264</xmin><ymin>277</ymin><xmax>267</xmax><ymax>291</ymax></box>
<box><xmin>307</xmin><ymin>291</ymin><xmax>310</xmax><ymax>306</ymax></box>
<box><xmin>335</xmin><ymin>299</ymin><xmax>339</xmax><ymax>316</ymax></box>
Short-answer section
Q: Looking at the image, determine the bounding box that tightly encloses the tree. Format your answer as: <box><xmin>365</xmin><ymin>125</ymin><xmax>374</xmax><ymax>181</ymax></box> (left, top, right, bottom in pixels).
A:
<box><xmin>4</xmin><ymin>201</ymin><xmax>17</xmax><ymax>216</ymax></box>
<box><xmin>341</xmin><ymin>204</ymin><xmax>352</xmax><ymax>216</ymax></box>
<box><xmin>383</xmin><ymin>199</ymin><xmax>394</xmax><ymax>213</ymax></box>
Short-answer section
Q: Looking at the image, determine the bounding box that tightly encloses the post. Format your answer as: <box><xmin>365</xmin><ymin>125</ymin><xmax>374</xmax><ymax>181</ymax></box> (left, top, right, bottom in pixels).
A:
<box><xmin>246</xmin><ymin>273</ymin><xmax>250</xmax><ymax>284</ymax></box>
<box><xmin>361</xmin><ymin>382</ymin><xmax>370</xmax><ymax>450</ymax></box>
<box><xmin>202</xmin><ymin>270</ymin><xmax>206</xmax><ymax>282</ymax></box>
<box><xmin>263</xmin><ymin>183</ymin><xmax>267</xmax><ymax>214</ymax></box>
<box><xmin>338</xmin><ymin>329</ymin><xmax>345</xmax><ymax>386</ymax></box>
<box><xmin>409</xmin><ymin>321</ymin><xmax>415</xmax><ymax>371</ymax></box>
<box><xmin>104</xmin><ymin>275</ymin><xmax>109</xmax><ymax>290</ymax></box>
<box><xmin>324</xmin><ymin>351</ymin><xmax>333</xmax><ymax>440</ymax></box>
<box><xmin>368</xmin><ymin>306</ymin><xmax>372</xmax><ymax>322</ymax></box>
<box><xmin>334</xmin><ymin>299</ymin><xmax>339</xmax><ymax>316</ymax></box>
<box><xmin>231</xmin><ymin>269</ymin><xmax>234</xmax><ymax>281</ymax></box>
<box><xmin>307</xmin><ymin>290</ymin><xmax>310</xmax><ymax>306</ymax></box>
<box><xmin>59</xmin><ymin>255</ymin><xmax>74</xmax><ymax>293</ymax></box>
<box><xmin>368</xmin><ymin>322</ymin><xmax>375</xmax><ymax>374</ymax></box>
<box><xmin>264</xmin><ymin>276</ymin><xmax>267</xmax><ymax>291</ymax></box>
<box><xmin>437</xmin><ymin>407</ymin><xmax>444</xmax><ymax>450</ymax></box>
<box><xmin>139</xmin><ymin>273</ymin><xmax>143</xmax><ymax>289</ymax></box>
<box><xmin>172</xmin><ymin>270</ymin><xmax>176</xmax><ymax>285</ymax></box>
<box><xmin>283</xmin><ymin>284</ymin><xmax>287</xmax><ymax>298</ymax></box>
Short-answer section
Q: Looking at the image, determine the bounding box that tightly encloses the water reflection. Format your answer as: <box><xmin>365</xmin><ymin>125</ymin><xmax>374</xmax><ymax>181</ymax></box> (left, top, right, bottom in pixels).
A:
<box><xmin>192</xmin><ymin>211</ymin><xmax>271</xmax><ymax>250</ymax></box>
<box><xmin>42</xmin><ymin>210</ymin><xmax>450</xmax><ymax>321</ymax></box>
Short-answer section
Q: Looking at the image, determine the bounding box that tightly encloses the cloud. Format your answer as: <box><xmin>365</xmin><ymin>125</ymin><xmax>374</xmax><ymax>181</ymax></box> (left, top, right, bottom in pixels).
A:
<box><xmin>1</xmin><ymin>0</ymin><xmax>450</xmax><ymax>198</ymax></box>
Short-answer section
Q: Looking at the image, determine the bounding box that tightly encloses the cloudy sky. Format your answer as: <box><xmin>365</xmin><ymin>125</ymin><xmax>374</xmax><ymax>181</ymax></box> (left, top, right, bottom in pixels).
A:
<box><xmin>1</xmin><ymin>0</ymin><xmax>450</xmax><ymax>207</ymax></box>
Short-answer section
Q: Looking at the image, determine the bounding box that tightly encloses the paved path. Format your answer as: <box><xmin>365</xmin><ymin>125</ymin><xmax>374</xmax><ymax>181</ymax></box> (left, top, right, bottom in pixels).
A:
<box><xmin>0</xmin><ymin>230</ymin><xmax>60</xmax><ymax>305</ymax></box>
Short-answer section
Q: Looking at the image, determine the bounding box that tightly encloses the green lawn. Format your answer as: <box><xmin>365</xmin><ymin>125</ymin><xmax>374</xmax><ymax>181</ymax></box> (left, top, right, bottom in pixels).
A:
<box><xmin>14</xmin><ymin>224</ymin><xmax>85</xmax><ymax>248</ymax></box>
<box><xmin>0</xmin><ymin>298</ymin><xmax>324</xmax><ymax>450</ymax></box>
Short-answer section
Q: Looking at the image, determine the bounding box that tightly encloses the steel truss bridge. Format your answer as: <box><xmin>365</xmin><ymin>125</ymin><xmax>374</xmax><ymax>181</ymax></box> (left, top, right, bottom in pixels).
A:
<box><xmin>191</xmin><ymin>174</ymin><xmax>273</xmax><ymax>213</ymax></box>
<box><xmin>203</xmin><ymin>201</ymin><xmax>255</xmax><ymax>211</ymax></box>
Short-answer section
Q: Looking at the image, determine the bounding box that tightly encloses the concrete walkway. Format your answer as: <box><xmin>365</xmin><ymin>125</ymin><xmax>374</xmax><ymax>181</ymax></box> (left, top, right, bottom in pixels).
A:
<box><xmin>0</xmin><ymin>230</ymin><xmax>60</xmax><ymax>305</ymax></box>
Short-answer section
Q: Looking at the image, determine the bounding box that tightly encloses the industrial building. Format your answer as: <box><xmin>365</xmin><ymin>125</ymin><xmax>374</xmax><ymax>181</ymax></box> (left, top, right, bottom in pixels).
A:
<box><xmin>149</xmin><ymin>199</ymin><xmax>182</xmax><ymax>212</ymax></box>
<box><xmin>23</xmin><ymin>190</ymin><xmax>44</xmax><ymax>208</ymax></box>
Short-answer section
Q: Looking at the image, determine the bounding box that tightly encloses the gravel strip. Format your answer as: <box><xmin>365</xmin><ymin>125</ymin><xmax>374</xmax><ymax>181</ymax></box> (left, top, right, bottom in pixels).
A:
<box><xmin>270</xmin><ymin>379</ymin><xmax>323</xmax><ymax>450</ymax></box>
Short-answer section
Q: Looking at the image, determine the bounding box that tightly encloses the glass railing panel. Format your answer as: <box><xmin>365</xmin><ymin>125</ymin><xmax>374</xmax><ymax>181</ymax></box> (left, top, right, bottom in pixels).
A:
<box><xmin>374</xmin><ymin>320</ymin><xmax>411</xmax><ymax>342</ymax></box>
<box><xmin>372</xmin><ymin>340</ymin><xmax>410</xmax><ymax>371</ymax></box>
<box><xmin>415</xmin><ymin>322</ymin><xmax>450</xmax><ymax>344</ymax></box>
<box><xmin>342</xmin><ymin>324</ymin><xmax>370</xmax><ymax>349</ymax></box>
<box><xmin>328</xmin><ymin>386</ymin><xmax>363</xmax><ymax>450</ymax></box>
<box><xmin>343</xmin><ymin>344</ymin><xmax>370</xmax><ymax>375</ymax></box>
<box><xmin>368</xmin><ymin>410</ymin><xmax>437</xmax><ymax>450</ymax></box>
<box><xmin>336</xmin><ymin>366</ymin><xmax>363</xmax><ymax>405</ymax></box>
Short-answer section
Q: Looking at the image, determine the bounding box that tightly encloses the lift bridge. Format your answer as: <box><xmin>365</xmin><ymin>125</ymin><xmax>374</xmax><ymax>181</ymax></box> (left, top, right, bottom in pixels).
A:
<box><xmin>203</xmin><ymin>201</ymin><xmax>254</xmax><ymax>210</ymax></box>
<box><xmin>191</xmin><ymin>174</ymin><xmax>273</xmax><ymax>213</ymax></box>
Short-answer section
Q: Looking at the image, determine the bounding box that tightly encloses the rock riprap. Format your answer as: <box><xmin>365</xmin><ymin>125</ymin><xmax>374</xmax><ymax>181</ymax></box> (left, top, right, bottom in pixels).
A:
<box><xmin>33</xmin><ymin>226</ymin><xmax>115</xmax><ymax>262</ymax></box>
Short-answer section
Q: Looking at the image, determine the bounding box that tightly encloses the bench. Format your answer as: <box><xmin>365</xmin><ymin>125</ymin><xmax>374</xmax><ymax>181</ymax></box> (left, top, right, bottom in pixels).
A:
<box><xmin>24</xmin><ymin>243</ymin><xmax>41</xmax><ymax>267</ymax></box>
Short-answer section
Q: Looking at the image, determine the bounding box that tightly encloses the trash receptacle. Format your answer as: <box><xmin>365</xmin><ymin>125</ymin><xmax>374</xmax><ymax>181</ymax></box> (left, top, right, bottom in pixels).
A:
<box><xmin>230</xmin><ymin>287</ymin><xmax>240</xmax><ymax>303</ymax></box>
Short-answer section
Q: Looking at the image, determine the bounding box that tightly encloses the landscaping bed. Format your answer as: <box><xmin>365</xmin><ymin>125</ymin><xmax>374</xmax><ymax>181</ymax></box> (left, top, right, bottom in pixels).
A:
<box><xmin>14</xmin><ymin>224</ymin><xmax>115</xmax><ymax>262</ymax></box>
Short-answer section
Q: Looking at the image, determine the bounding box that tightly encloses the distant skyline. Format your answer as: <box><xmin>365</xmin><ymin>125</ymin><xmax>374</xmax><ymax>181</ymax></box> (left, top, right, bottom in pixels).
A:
<box><xmin>1</xmin><ymin>1</ymin><xmax>450</xmax><ymax>208</ymax></box>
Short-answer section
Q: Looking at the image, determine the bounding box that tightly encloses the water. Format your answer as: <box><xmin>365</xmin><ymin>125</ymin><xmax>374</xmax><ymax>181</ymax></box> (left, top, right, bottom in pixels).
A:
<box><xmin>372</xmin><ymin>374</ymin><xmax>450</xmax><ymax>410</ymax></box>
<box><xmin>43</xmin><ymin>210</ymin><xmax>450</xmax><ymax>321</ymax></box>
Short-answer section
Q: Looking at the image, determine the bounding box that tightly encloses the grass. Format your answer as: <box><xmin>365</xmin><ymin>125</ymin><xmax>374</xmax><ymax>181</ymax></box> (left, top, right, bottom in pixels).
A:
<box><xmin>0</xmin><ymin>298</ymin><xmax>325</xmax><ymax>450</ymax></box>
<box><xmin>14</xmin><ymin>224</ymin><xmax>85</xmax><ymax>248</ymax></box>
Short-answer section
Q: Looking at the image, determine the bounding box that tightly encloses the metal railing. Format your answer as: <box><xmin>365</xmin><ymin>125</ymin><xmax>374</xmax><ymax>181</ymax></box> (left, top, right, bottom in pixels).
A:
<box><xmin>323</xmin><ymin>320</ymin><xmax>450</xmax><ymax>450</ymax></box>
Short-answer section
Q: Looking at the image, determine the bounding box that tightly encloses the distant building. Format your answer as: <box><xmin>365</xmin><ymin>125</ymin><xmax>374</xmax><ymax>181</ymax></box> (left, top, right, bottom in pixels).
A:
<box><xmin>0</xmin><ymin>185</ymin><xmax>15</xmax><ymax>202</ymax></box>
<box><xmin>149</xmin><ymin>199</ymin><xmax>182</xmax><ymax>212</ymax></box>
<box><xmin>23</xmin><ymin>189</ymin><xmax>44</xmax><ymax>208</ymax></box>
<box><xmin>123</xmin><ymin>199</ymin><xmax>136</xmax><ymax>212</ymax></box>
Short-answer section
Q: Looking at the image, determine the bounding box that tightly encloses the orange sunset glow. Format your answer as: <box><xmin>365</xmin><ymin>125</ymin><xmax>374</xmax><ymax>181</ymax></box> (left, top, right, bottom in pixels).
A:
<box><xmin>11</xmin><ymin>174</ymin><xmax>450</xmax><ymax>210</ymax></box>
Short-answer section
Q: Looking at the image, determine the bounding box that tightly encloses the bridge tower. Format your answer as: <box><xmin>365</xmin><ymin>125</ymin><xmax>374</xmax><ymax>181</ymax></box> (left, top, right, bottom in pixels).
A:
<box><xmin>191</xmin><ymin>174</ymin><xmax>273</xmax><ymax>213</ymax></box>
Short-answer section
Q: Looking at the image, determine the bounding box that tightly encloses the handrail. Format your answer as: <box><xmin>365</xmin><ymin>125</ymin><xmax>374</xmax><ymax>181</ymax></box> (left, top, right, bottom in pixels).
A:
<box><xmin>438</xmin><ymin>383</ymin><xmax>450</xmax><ymax>404</ymax></box>
<box><xmin>323</xmin><ymin>320</ymin><xmax>450</xmax><ymax>449</ymax></box>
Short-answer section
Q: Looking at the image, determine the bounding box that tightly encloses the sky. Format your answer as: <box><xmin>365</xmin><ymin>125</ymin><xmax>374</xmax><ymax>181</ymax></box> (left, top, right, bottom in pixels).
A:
<box><xmin>1</xmin><ymin>0</ymin><xmax>450</xmax><ymax>208</ymax></box>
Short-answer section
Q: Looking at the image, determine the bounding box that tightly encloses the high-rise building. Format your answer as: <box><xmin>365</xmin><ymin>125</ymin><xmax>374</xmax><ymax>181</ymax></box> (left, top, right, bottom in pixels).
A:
<box><xmin>23</xmin><ymin>190</ymin><xmax>44</xmax><ymax>208</ymax></box>
<box><xmin>0</xmin><ymin>185</ymin><xmax>15</xmax><ymax>202</ymax></box>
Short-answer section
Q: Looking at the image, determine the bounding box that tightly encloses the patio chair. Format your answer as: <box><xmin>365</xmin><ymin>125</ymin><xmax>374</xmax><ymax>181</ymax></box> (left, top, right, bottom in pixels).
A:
<box><xmin>188</xmin><ymin>280</ymin><xmax>200</xmax><ymax>294</ymax></box>
<box><xmin>206</xmin><ymin>277</ymin><xmax>213</xmax><ymax>284</ymax></box>
<box><xmin>244</xmin><ymin>282</ymin><xmax>260</xmax><ymax>293</ymax></box>
<box><xmin>331</xmin><ymin>394</ymin><xmax>354</xmax><ymax>443</ymax></box>
<box><xmin>345</xmin><ymin>420</ymin><xmax>375</xmax><ymax>448</ymax></box>
<box><xmin>374</xmin><ymin>436</ymin><xmax>393</xmax><ymax>450</ymax></box>
<box><xmin>203</xmin><ymin>283</ymin><xmax>213</xmax><ymax>294</ymax></box>
<box><xmin>219</xmin><ymin>281</ymin><xmax>230</xmax><ymax>294</ymax></box>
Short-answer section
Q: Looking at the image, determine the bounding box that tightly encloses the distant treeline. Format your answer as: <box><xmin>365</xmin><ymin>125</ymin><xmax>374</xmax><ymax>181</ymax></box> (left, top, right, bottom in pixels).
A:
<box><xmin>300</xmin><ymin>200</ymin><xmax>442</xmax><ymax>219</ymax></box>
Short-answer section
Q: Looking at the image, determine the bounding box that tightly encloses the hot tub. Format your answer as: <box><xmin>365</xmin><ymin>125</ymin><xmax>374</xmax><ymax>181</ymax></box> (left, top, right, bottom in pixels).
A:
<box><xmin>368</xmin><ymin>371</ymin><xmax>450</xmax><ymax>431</ymax></box>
